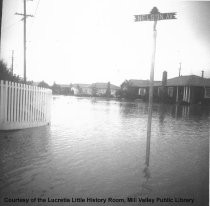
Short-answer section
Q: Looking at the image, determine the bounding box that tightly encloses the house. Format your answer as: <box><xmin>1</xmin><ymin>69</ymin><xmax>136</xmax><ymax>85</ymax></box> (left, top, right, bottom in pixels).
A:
<box><xmin>51</xmin><ymin>83</ymin><xmax>73</xmax><ymax>95</ymax></box>
<box><xmin>70</xmin><ymin>82</ymin><xmax>120</xmax><ymax>97</ymax></box>
<box><xmin>59</xmin><ymin>84</ymin><xmax>72</xmax><ymax>94</ymax></box>
<box><xmin>166</xmin><ymin>75</ymin><xmax>210</xmax><ymax>104</ymax></box>
<box><xmin>71</xmin><ymin>84</ymin><xmax>92</xmax><ymax>96</ymax></box>
<box><xmin>121</xmin><ymin>79</ymin><xmax>161</xmax><ymax>100</ymax></box>
<box><xmin>121</xmin><ymin>73</ymin><xmax>210</xmax><ymax>104</ymax></box>
<box><xmin>91</xmin><ymin>82</ymin><xmax>120</xmax><ymax>97</ymax></box>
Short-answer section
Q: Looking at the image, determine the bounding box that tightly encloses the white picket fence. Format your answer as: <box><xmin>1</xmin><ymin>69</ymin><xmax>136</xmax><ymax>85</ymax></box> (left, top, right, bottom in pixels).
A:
<box><xmin>0</xmin><ymin>80</ymin><xmax>52</xmax><ymax>130</ymax></box>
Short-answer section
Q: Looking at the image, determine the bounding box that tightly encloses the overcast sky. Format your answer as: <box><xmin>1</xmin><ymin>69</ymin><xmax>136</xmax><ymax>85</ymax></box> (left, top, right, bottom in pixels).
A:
<box><xmin>1</xmin><ymin>0</ymin><xmax>210</xmax><ymax>86</ymax></box>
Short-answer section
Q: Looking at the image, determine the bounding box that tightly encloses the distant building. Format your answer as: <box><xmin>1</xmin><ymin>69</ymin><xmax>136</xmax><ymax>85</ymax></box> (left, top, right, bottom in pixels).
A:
<box><xmin>71</xmin><ymin>84</ymin><xmax>92</xmax><ymax>96</ymax></box>
<box><xmin>71</xmin><ymin>82</ymin><xmax>120</xmax><ymax>97</ymax></box>
<box><xmin>91</xmin><ymin>82</ymin><xmax>120</xmax><ymax>97</ymax></box>
<box><xmin>51</xmin><ymin>83</ymin><xmax>73</xmax><ymax>95</ymax></box>
<box><xmin>59</xmin><ymin>84</ymin><xmax>72</xmax><ymax>95</ymax></box>
<box><xmin>59</xmin><ymin>84</ymin><xmax>71</xmax><ymax>89</ymax></box>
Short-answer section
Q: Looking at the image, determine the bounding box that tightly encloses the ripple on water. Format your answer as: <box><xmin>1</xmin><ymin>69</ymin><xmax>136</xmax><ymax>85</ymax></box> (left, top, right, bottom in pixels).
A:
<box><xmin>0</xmin><ymin>97</ymin><xmax>209</xmax><ymax>205</ymax></box>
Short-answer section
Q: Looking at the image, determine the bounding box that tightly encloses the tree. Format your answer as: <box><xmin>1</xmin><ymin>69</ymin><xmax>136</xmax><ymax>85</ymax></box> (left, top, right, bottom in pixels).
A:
<box><xmin>91</xmin><ymin>84</ymin><xmax>98</xmax><ymax>97</ymax></box>
<box><xmin>0</xmin><ymin>60</ymin><xmax>22</xmax><ymax>82</ymax></box>
<box><xmin>38</xmin><ymin>81</ymin><xmax>50</xmax><ymax>89</ymax></box>
<box><xmin>76</xmin><ymin>84</ymin><xmax>83</xmax><ymax>95</ymax></box>
<box><xmin>105</xmin><ymin>82</ymin><xmax>111</xmax><ymax>97</ymax></box>
<box><xmin>120</xmin><ymin>80</ymin><xmax>129</xmax><ymax>98</ymax></box>
<box><xmin>115</xmin><ymin>89</ymin><xmax>122</xmax><ymax>98</ymax></box>
<box><xmin>52</xmin><ymin>82</ymin><xmax>61</xmax><ymax>94</ymax></box>
<box><xmin>69</xmin><ymin>83</ymin><xmax>74</xmax><ymax>95</ymax></box>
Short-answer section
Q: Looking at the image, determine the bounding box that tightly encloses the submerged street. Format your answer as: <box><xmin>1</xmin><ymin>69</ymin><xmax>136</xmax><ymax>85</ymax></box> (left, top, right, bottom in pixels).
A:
<box><xmin>0</xmin><ymin>96</ymin><xmax>209</xmax><ymax>206</ymax></box>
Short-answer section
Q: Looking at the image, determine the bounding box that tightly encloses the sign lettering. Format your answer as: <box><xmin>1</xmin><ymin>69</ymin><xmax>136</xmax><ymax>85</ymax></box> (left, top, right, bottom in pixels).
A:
<box><xmin>134</xmin><ymin>12</ymin><xmax>176</xmax><ymax>22</ymax></box>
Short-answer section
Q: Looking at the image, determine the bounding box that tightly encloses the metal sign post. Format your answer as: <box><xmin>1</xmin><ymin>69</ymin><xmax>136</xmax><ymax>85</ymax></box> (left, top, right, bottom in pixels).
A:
<box><xmin>134</xmin><ymin>7</ymin><xmax>176</xmax><ymax>167</ymax></box>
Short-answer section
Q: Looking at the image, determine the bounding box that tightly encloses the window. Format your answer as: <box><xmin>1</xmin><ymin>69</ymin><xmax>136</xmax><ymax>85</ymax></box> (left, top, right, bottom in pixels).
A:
<box><xmin>168</xmin><ymin>87</ymin><xmax>173</xmax><ymax>97</ymax></box>
<box><xmin>158</xmin><ymin>87</ymin><xmax>161</xmax><ymax>96</ymax></box>
<box><xmin>205</xmin><ymin>87</ymin><xmax>210</xmax><ymax>98</ymax></box>
<box><xmin>138</xmin><ymin>88</ymin><xmax>146</xmax><ymax>96</ymax></box>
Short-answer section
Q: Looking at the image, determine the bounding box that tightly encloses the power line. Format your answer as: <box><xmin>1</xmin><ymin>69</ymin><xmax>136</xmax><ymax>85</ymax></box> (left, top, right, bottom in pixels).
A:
<box><xmin>2</xmin><ymin>0</ymin><xmax>40</xmax><ymax>34</ymax></box>
<box><xmin>15</xmin><ymin>0</ymin><xmax>34</xmax><ymax>82</ymax></box>
<box><xmin>34</xmin><ymin>0</ymin><xmax>41</xmax><ymax>16</ymax></box>
<box><xmin>28</xmin><ymin>0</ymin><xmax>41</xmax><ymax>42</ymax></box>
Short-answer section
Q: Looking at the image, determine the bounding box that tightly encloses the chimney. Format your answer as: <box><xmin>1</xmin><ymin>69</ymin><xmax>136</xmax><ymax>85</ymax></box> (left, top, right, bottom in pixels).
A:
<box><xmin>201</xmin><ymin>70</ymin><xmax>204</xmax><ymax>78</ymax></box>
<box><xmin>162</xmin><ymin>71</ymin><xmax>167</xmax><ymax>86</ymax></box>
<box><xmin>179</xmin><ymin>62</ymin><xmax>181</xmax><ymax>77</ymax></box>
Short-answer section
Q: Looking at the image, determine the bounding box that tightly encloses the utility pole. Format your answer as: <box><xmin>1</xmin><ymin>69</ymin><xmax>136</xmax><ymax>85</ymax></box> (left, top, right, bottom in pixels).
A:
<box><xmin>11</xmin><ymin>50</ymin><xmax>14</xmax><ymax>75</ymax></box>
<box><xmin>23</xmin><ymin>0</ymin><xmax>26</xmax><ymax>82</ymax></box>
<box><xmin>15</xmin><ymin>0</ymin><xmax>33</xmax><ymax>82</ymax></box>
<box><xmin>0</xmin><ymin>0</ymin><xmax>3</xmax><ymax>57</ymax></box>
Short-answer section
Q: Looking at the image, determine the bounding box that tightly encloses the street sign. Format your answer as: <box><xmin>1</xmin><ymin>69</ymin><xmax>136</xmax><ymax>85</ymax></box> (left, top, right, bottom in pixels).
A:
<box><xmin>134</xmin><ymin>12</ymin><xmax>176</xmax><ymax>22</ymax></box>
<box><xmin>134</xmin><ymin>7</ymin><xmax>177</xmax><ymax>158</ymax></box>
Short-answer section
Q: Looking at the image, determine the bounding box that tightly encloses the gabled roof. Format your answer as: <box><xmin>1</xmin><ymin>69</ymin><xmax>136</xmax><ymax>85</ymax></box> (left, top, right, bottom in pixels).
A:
<box><xmin>91</xmin><ymin>83</ymin><xmax>120</xmax><ymax>89</ymax></box>
<box><xmin>167</xmin><ymin>75</ymin><xmax>210</xmax><ymax>87</ymax></box>
<box><xmin>128</xmin><ymin>79</ymin><xmax>161</xmax><ymax>87</ymax></box>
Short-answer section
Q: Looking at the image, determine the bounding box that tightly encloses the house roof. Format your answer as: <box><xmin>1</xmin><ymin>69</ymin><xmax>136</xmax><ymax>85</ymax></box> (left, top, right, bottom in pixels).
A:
<box><xmin>72</xmin><ymin>84</ymin><xmax>91</xmax><ymax>88</ymax></box>
<box><xmin>127</xmin><ymin>75</ymin><xmax>210</xmax><ymax>87</ymax></box>
<box><xmin>128</xmin><ymin>79</ymin><xmax>162</xmax><ymax>87</ymax></box>
<box><xmin>91</xmin><ymin>83</ymin><xmax>120</xmax><ymax>89</ymax></box>
<box><xmin>59</xmin><ymin>84</ymin><xmax>72</xmax><ymax>88</ymax></box>
<box><xmin>167</xmin><ymin>75</ymin><xmax>210</xmax><ymax>87</ymax></box>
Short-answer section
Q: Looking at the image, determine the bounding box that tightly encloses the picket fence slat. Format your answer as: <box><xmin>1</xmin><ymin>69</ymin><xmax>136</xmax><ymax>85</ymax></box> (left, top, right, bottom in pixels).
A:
<box><xmin>7</xmin><ymin>82</ymin><xmax>9</xmax><ymax>121</ymax></box>
<box><xmin>4</xmin><ymin>81</ymin><xmax>8</xmax><ymax>121</ymax></box>
<box><xmin>0</xmin><ymin>80</ymin><xmax>4</xmax><ymax>123</ymax></box>
<box><xmin>11</xmin><ymin>82</ymin><xmax>13</xmax><ymax>121</ymax></box>
<box><xmin>14</xmin><ymin>82</ymin><xmax>17</xmax><ymax>122</ymax></box>
<box><xmin>0</xmin><ymin>80</ymin><xmax>52</xmax><ymax>130</ymax></box>
<box><xmin>17</xmin><ymin>83</ymin><xmax>19</xmax><ymax>122</ymax></box>
<box><xmin>32</xmin><ymin>86</ymin><xmax>35</xmax><ymax>122</ymax></box>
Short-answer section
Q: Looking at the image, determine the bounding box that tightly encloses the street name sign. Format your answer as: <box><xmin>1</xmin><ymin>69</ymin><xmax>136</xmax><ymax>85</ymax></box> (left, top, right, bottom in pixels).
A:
<box><xmin>134</xmin><ymin>7</ymin><xmax>177</xmax><ymax>149</ymax></box>
<box><xmin>134</xmin><ymin>12</ymin><xmax>176</xmax><ymax>22</ymax></box>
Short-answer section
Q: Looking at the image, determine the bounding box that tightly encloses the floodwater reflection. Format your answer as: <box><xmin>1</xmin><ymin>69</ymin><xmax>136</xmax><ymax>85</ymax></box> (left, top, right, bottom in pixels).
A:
<box><xmin>0</xmin><ymin>96</ymin><xmax>209</xmax><ymax>206</ymax></box>
<box><xmin>140</xmin><ymin>132</ymin><xmax>152</xmax><ymax>196</ymax></box>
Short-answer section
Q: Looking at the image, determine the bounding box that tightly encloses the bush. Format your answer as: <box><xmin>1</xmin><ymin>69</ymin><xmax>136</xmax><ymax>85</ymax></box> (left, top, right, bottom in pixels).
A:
<box><xmin>0</xmin><ymin>60</ymin><xmax>22</xmax><ymax>82</ymax></box>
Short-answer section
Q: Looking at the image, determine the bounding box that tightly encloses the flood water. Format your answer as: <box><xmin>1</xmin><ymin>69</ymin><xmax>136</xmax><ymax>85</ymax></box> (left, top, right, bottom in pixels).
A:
<box><xmin>0</xmin><ymin>96</ymin><xmax>209</xmax><ymax>206</ymax></box>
